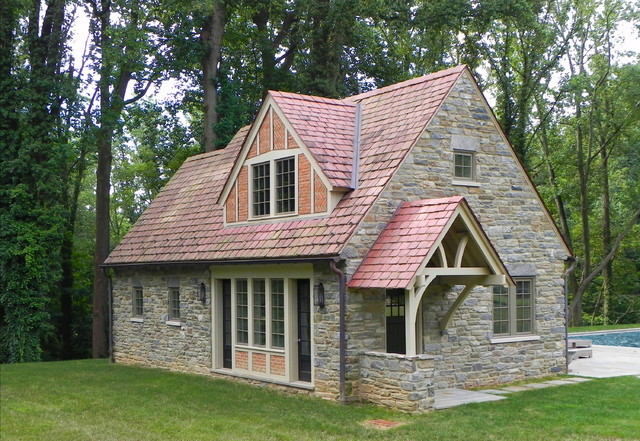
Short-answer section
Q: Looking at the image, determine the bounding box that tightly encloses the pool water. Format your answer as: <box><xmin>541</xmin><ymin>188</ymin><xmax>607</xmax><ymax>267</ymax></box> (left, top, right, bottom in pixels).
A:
<box><xmin>569</xmin><ymin>330</ymin><xmax>640</xmax><ymax>348</ymax></box>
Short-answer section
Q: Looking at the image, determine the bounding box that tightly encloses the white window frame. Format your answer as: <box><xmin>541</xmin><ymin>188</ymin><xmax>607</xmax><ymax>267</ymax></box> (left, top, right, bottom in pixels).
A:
<box><xmin>247</xmin><ymin>151</ymin><xmax>299</xmax><ymax>220</ymax></box>
<box><xmin>168</xmin><ymin>287</ymin><xmax>181</xmax><ymax>322</ymax></box>
<box><xmin>211</xmin><ymin>264</ymin><xmax>314</xmax><ymax>385</ymax></box>
<box><xmin>492</xmin><ymin>278</ymin><xmax>535</xmax><ymax>337</ymax></box>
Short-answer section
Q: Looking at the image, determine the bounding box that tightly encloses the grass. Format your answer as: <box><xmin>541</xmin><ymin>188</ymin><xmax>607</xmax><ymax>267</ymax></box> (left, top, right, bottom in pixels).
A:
<box><xmin>2</xmin><ymin>360</ymin><xmax>640</xmax><ymax>441</ymax></box>
<box><xmin>569</xmin><ymin>323</ymin><xmax>640</xmax><ymax>333</ymax></box>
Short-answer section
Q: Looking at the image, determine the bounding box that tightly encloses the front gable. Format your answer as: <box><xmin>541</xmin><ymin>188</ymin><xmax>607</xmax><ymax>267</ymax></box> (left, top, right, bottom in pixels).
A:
<box><xmin>220</xmin><ymin>96</ymin><xmax>336</xmax><ymax>224</ymax></box>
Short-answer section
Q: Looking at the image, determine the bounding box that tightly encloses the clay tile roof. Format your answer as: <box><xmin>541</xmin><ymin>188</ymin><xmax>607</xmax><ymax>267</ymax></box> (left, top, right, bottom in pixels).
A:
<box><xmin>270</xmin><ymin>91</ymin><xmax>355</xmax><ymax>189</ymax></box>
<box><xmin>105</xmin><ymin>66</ymin><xmax>468</xmax><ymax>266</ymax></box>
<box><xmin>348</xmin><ymin>197</ymin><xmax>464</xmax><ymax>289</ymax></box>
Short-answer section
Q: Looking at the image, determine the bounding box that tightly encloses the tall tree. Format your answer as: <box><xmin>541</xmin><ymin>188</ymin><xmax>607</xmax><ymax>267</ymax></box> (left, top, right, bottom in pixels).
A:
<box><xmin>0</xmin><ymin>0</ymin><xmax>74</xmax><ymax>362</ymax></box>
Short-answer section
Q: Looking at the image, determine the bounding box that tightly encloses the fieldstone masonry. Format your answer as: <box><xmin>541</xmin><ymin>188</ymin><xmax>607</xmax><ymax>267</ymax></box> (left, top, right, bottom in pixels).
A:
<box><xmin>112</xmin><ymin>267</ymin><xmax>212</xmax><ymax>375</ymax></box>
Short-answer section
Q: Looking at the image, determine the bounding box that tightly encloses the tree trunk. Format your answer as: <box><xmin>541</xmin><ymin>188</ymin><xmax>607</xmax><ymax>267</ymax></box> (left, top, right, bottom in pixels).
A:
<box><xmin>201</xmin><ymin>1</ymin><xmax>226</xmax><ymax>152</ymax></box>
<box><xmin>600</xmin><ymin>147</ymin><xmax>612</xmax><ymax>324</ymax></box>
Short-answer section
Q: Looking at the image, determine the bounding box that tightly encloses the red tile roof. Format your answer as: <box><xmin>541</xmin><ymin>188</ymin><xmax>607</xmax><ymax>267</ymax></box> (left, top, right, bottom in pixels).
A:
<box><xmin>348</xmin><ymin>197</ymin><xmax>463</xmax><ymax>289</ymax></box>
<box><xmin>104</xmin><ymin>66</ymin><xmax>468</xmax><ymax>266</ymax></box>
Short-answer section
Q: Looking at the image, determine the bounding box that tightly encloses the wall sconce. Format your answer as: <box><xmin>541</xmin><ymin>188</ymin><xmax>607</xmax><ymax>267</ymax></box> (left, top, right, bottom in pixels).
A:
<box><xmin>198</xmin><ymin>282</ymin><xmax>207</xmax><ymax>304</ymax></box>
<box><xmin>315</xmin><ymin>283</ymin><xmax>325</xmax><ymax>308</ymax></box>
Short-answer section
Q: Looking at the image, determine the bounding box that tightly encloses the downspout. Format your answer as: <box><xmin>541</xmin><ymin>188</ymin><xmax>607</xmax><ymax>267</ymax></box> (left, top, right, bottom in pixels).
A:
<box><xmin>106</xmin><ymin>268</ymin><xmax>115</xmax><ymax>363</ymax></box>
<box><xmin>563</xmin><ymin>256</ymin><xmax>577</xmax><ymax>372</ymax></box>
<box><xmin>329</xmin><ymin>259</ymin><xmax>347</xmax><ymax>404</ymax></box>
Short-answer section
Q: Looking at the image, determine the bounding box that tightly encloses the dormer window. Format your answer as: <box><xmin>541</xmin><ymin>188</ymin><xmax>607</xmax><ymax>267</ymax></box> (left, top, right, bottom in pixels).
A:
<box><xmin>251</xmin><ymin>155</ymin><xmax>296</xmax><ymax>218</ymax></box>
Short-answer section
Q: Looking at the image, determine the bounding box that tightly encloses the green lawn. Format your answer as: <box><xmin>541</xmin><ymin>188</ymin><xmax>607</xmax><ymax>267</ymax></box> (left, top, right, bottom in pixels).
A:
<box><xmin>2</xmin><ymin>360</ymin><xmax>639</xmax><ymax>441</ymax></box>
<box><xmin>569</xmin><ymin>323</ymin><xmax>640</xmax><ymax>333</ymax></box>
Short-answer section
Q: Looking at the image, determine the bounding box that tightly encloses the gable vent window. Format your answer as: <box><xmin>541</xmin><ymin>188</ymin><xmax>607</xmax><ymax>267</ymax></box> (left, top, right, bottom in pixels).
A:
<box><xmin>252</xmin><ymin>162</ymin><xmax>271</xmax><ymax>216</ymax></box>
<box><xmin>454</xmin><ymin>152</ymin><xmax>474</xmax><ymax>180</ymax></box>
<box><xmin>251</xmin><ymin>156</ymin><xmax>296</xmax><ymax>218</ymax></box>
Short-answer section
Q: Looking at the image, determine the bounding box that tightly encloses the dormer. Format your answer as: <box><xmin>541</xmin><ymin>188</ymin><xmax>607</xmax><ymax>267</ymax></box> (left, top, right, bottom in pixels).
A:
<box><xmin>219</xmin><ymin>92</ymin><xmax>356</xmax><ymax>225</ymax></box>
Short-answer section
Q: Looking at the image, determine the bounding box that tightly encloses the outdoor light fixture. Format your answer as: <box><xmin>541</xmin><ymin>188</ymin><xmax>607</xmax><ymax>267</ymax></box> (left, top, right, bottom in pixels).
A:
<box><xmin>315</xmin><ymin>283</ymin><xmax>325</xmax><ymax>308</ymax></box>
<box><xmin>198</xmin><ymin>282</ymin><xmax>207</xmax><ymax>304</ymax></box>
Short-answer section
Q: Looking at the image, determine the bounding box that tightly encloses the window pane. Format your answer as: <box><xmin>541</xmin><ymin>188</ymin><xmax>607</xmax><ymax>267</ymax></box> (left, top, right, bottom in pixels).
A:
<box><xmin>236</xmin><ymin>279</ymin><xmax>248</xmax><ymax>344</ymax></box>
<box><xmin>133</xmin><ymin>287</ymin><xmax>143</xmax><ymax>317</ymax></box>
<box><xmin>492</xmin><ymin>285</ymin><xmax>509</xmax><ymax>335</ymax></box>
<box><xmin>275</xmin><ymin>157</ymin><xmax>295</xmax><ymax>213</ymax></box>
<box><xmin>169</xmin><ymin>288</ymin><xmax>180</xmax><ymax>320</ymax></box>
<box><xmin>253</xmin><ymin>279</ymin><xmax>266</xmax><ymax>346</ymax></box>
<box><xmin>516</xmin><ymin>280</ymin><xmax>533</xmax><ymax>334</ymax></box>
<box><xmin>252</xmin><ymin>162</ymin><xmax>270</xmax><ymax>216</ymax></box>
<box><xmin>454</xmin><ymin>153</ymin><xmax>473</xmax><ymax>179</ymax></box>
<box><xmin>271</xmin><ymin>279</ymin><xmax>285</xmax><ymax>348</ymax></box>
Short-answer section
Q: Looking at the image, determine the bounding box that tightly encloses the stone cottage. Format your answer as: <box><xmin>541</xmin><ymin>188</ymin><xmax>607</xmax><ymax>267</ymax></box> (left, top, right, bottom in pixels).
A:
<box><xmin>104</xmin><ymin>65</ymin><xmax>572</xmax><ymax>412</ymax></box>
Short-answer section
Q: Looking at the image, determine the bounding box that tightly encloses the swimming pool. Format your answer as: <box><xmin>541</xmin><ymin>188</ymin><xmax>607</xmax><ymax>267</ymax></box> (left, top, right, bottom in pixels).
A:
<box><xmin>569</xmin><ymin>330</ymin><xmax>640</xmax><ymax>348</ymax></box>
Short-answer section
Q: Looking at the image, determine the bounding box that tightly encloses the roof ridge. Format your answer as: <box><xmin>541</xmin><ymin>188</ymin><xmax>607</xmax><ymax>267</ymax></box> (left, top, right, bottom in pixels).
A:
<box><xmin>269</xmin><ymin>90</ymin><xmax>356</xmax><ymax>107</ymax></box>
<box><xmin>347</xmin><ymin>65</ymin><xmax>467</xmax><ymax>102</ymax></box>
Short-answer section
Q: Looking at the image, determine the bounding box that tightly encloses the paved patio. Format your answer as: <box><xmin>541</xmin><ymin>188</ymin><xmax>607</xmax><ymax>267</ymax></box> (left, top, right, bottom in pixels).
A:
<box><xmin>568</xmin><ymin>344</ymin><xmax>640</xmax><ymax>378</ymax></box>
<box><xmin>435</xmin><ymin>344</ymin><xmax>640</xmax><ymax>409</ymax></box>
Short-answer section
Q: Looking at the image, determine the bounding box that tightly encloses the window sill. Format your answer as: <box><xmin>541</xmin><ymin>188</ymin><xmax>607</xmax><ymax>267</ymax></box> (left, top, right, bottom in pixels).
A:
<box><xmin>491</xmin><ymin>335</ymin><xmax>541</xmax><ymax>344</ymax></box>
<box><xmin>130</xmin><ymin>317</ymin><xmax>144</xmax><ymax>323</ymax></box>
<box><xmin>166</xmin><ymin>320</ymin><xmax>182</xmax><ymax>327</ymax></box>
<box><xmin>452</xmin><ymin>180</ymin><xmax>481</xmax><ymax>187</ymax></box>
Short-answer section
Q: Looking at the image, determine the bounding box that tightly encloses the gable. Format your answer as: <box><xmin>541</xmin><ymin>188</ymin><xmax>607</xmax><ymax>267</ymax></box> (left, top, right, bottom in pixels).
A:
<box><xmin>348</xmin><ymin>197</ymin><xmax>511</xmax><ymax>289</ymax></box>
<box><xmin>221</xmin><ymin>98</ymin><xmax>335</xmax><ymax>224</ymax></box>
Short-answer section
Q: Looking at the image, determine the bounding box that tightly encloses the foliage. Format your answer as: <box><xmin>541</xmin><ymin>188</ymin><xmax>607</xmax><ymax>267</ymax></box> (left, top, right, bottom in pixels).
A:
<box><xmin>2</xmin><ymin>360</ymin><xmax>640</xmax><ymax>440</ymax></box>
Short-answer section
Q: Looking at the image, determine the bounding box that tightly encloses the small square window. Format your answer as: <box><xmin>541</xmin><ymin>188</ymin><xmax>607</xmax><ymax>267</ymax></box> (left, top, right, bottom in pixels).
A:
<box><xmin>169</xmin><ymin>288</ymin><xmax>180</xmax><ymax>321</ymax></box>
<box><xmin>454</xmin><ymin>152</ymin><xmax>474</xmax><ymax>180</ymax></box>
<box><xmin>132</xmin><ymin>287</ymin><xmax>143</xmax><ymax>317</ymax></box>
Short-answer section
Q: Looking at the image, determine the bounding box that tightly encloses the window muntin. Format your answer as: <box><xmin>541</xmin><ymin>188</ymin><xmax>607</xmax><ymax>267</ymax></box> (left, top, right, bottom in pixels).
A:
<box><xmin>169</xmin><ymin>288</ymin><xmax>180</xmax><ymax>321</ymax></box>
<box><xmin>253</xmin><ymin>279</ymin><xmax>266</xmax><ymax>346</ymax></box>
<box><xmin>275</xmin><ymin>157</ymin><xmax>295</xmax><ymax>213</ymax></box>
<box><xmin>132</xmin><ymin>287</ymin><xmax>143</xmax><ymax>317</ymax></box>
<box><xmin>492</xmin><ymin>278</ymin><xmax>534</xmax><ymax>336</ymax></box>
<box><xmin>252</xmin><ymin>162</ymin><xmax>270</xmax><ymax>217</ymax></box>
<box><xmin>271</xmin><ymin>279</ymin><xmax>285</xmax><ymax>348</ymax></box>
<box><xmin>454</xmin><ymin>152</ymin><xmax>474</xmax><ymax>180</ymax></box>
<box><xmin>236</xmin><ymin>279</ymin><xmax>249</xmax><ymax>344</ymax></box>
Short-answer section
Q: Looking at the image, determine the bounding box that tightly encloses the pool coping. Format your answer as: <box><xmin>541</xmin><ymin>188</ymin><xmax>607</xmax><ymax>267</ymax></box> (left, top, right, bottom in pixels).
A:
<box><xmin>568</xmin><ymin>327</ymin><xmax>640</xmax><ymax>336</ymax></box>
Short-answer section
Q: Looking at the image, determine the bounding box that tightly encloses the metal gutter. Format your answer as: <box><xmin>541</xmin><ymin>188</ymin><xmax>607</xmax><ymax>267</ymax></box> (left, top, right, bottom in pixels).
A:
<box><xmin>101</xmin><ymin>256</ymin><xmax>340</xmax><ymax>269</ymax></box>
<box><xmin>350</xmin><ymin>102</ymin><xmax>362</xmax><ymax>190</ymax></box>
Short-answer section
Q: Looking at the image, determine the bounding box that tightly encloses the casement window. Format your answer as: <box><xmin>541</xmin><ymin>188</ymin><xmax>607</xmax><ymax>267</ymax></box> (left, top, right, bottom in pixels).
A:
<box><xmin>251</xmin><ymin>156</ymin><xmax>296</xmax><ymax>217</ymax></box>
<box><xmin>492</xmin><ymin>278</ymin><xmax>534</xmax><ymax>336</ymax></box>
<box><xmin>253</xmin><ymin>279</ymin><xmax>267</xmax><ymax>346</ymax></box>
<box><xmin>454</xmin><ymin>152</ymin><xmax>474</xmax><ymax>180</ymax></box>
<box><xmin>236</xmin><ymin>279</ymin><xmax>249</xmax><ymax>344</ymax></box>
<box><xmin>132</xmin><ymin>287</ymin><xmax>143</xmax><ymax>317</ymax></box>
<box><xmin>271</xmin><ymin>279</ymin><xmax>285</xmax><ymax>348</ymax></box>
<box><xmin>169</xmin><ymin>288</ymin><xmax>181</xmax><ymax>321</ymax></box>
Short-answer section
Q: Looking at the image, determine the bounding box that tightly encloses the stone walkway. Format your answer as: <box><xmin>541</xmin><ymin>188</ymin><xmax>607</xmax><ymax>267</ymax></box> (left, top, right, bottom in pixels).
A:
<box><xmin>434</xmin><ymin>377</ymin><xmax>592</xmax><ymax>410</ymax></box>
<box><xmin>435</xmin><ymin>343</ymin><xmax>640</xmax><ymax>410</ymax></box>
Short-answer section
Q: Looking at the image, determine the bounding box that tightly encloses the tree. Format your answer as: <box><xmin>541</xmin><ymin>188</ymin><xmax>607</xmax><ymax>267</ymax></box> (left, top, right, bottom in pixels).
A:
<box><xmin>0</xmin><ymin>0</ymin><xmax>74</xmax><ymax>362</ymax></box>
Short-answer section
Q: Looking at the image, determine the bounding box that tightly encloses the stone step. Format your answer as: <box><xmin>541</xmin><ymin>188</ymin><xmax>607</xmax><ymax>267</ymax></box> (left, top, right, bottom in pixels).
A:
<box><xmin>568</xmin><ymin>347</ymin><xmax>593</xmax><ymax>362</ymax></box>
<box><xmin>569</xmin><ymin>339</ymin><xmax>592</xmax><ymax>349</ymax></box>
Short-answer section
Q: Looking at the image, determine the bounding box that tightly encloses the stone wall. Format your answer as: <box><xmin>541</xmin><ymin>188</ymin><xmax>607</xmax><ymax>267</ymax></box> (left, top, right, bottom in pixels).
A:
<box><xmin>359</xmin><ymin>352</ymin><xmax>435</xmax><ymax>412</ymax></box>
<box><xmin>343</xmin><ymin>70</ymin><xmax>568</xmax><ymax>391</ymax></box>
<box><xmin>111</xmin><ymin>266</ymin><xmax>212</xmax><ymax>375</ymax></box>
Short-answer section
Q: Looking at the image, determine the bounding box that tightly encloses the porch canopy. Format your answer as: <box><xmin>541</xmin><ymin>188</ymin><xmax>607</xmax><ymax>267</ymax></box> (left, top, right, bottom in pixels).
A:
<box><xmin>349</xmin><ymin>196</ymin><xmax>513</xmax><ymax>356</ymax></box>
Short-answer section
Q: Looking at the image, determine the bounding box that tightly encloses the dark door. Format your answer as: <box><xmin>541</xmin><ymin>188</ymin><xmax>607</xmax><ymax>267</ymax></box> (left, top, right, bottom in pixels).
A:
<box><xmin>297</xmin><ymin>279</ymin><xmax>312</xmax><ymax>382</ymax></box>
<box><xmin>222</xmin><ymin>279</ymin><xmax>232</xmax><ymax>369</ymax></box>
<box><xmin>386</xmin><ymin>289</ymin><xmax>406</xmax><ymax>354</ymax></box>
